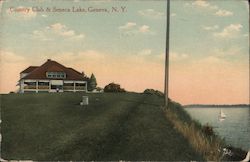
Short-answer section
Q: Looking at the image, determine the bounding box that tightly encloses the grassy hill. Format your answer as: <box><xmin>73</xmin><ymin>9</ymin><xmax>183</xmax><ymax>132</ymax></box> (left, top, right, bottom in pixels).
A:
<box><xmin>1</xmin><ymin>92</ymin><xmax>205</xmax><ymax>161</ymax></box>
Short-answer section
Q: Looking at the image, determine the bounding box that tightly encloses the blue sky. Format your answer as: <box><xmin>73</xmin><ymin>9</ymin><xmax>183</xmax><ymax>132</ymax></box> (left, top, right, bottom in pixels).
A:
<box><xmin>0</xmin><ymin>0</ymin><xmax>249</xmax><ymax>104</ymax></box>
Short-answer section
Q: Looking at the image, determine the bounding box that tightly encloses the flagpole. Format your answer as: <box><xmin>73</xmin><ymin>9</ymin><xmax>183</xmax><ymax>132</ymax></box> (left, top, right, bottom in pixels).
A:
<box><xmin>164</xmin><ymin>0</ymin><xmax>170</xmax><ymax>107</ymax></box>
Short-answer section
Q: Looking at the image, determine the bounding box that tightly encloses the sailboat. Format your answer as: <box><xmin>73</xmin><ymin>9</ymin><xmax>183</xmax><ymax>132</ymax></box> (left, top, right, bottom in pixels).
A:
<box><xmin>219</xmin><ymin>109</ymin><xmax>226</xmax><ymax>121</ymax></box>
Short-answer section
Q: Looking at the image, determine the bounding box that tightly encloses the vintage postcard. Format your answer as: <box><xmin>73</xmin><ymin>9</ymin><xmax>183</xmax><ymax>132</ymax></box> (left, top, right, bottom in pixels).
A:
<box><xmin>0</xmin><ymin>0</ymin><xmax>249</xmax><ymax>161</ymax></box>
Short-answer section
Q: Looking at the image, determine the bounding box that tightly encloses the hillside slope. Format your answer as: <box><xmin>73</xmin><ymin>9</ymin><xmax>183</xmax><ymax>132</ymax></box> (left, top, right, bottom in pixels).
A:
<box><xmin>1</xmin><ymin>93</ymin><xmax>203</xmax><ymax>161</ymax></box>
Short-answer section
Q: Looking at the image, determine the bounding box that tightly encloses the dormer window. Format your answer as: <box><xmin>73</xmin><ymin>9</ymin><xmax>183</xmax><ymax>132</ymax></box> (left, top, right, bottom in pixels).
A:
<box><xmin>46</xmin><ymin>72</ymin><xmax>66</xmax><ymax>79</ymax></box>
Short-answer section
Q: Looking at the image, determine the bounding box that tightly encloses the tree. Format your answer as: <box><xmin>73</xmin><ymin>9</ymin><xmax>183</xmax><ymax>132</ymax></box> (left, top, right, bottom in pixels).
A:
<box><xmin>88</xmin><ymin>73</ymin><xmax>97</xmax><ymax>91</ymax></box>
<box><xmin>81</xmin><ymin>71</ymin><xmax>89</xmax><ymax>80</ymax></box>
<box><xmin>81</xmin><ymin>71</ymin><xmax>87</xmax><ymax>78</ymax></box>
<box><xmin>104</xmin><ymin>82</ymin><xmax>126</xmax><ymax>92</ymax></box>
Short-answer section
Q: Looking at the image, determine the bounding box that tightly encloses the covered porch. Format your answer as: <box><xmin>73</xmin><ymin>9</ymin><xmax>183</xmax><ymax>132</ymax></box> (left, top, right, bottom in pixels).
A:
<box><xmin>63</xmin><ymin>80</ymin><xmax>87</xmax><ymax>92</ymax></box>
<box><xmin>21</xmin><ymin>80</ymin><xmax>87</xmax><ymax>93</ymax></box>
<box><xmin>22</xmin><ymin>80</ymin><xmax>50</xmax><ymax>93</ymax></box>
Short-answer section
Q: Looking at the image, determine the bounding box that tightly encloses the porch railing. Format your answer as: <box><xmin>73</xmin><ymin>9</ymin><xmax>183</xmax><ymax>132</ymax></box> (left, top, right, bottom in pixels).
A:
<box><xmin>75</xmin><ymin>86</ymin><xmax>85</xmax><ymax>90</ymax></box>
<box><xmin>38</xmin><ymin>85</ymin><xmax>49</xmax><ymax>89</ymax></box>
<box><xmin>24</xmin><ymin>85</ymin><xmax>86</xmax><ymax>90</ymax></box>
<box><xmin>63</xmin><ymin>86</ymin><xmax>74</xmax><ymax>90</ymax></box>
<box><xmin>24</xmin><ymin>85</ymin><xmax>36</xmax><ymax>89</ymax></box>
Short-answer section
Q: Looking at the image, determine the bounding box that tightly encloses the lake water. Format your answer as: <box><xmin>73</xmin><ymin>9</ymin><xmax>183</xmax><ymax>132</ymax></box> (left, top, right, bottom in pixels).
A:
<box><xmin>185</xmin><ymin>107</ymin><xmax>250</xmax><ymax>151</ymax></box>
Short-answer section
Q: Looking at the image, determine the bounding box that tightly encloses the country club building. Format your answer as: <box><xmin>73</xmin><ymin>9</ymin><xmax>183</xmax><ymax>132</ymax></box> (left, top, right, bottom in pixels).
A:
<box><xmin>19</xmin><ymin>59</ymin><xmax>88</xmax><ymax>93</ymax></box>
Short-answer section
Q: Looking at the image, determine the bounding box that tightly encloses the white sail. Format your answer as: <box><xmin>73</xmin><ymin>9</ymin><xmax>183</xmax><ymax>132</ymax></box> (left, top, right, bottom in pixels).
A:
<box><xmin>220</xmin><ymin>109</ymin><xmax>226</xmax><ymax>118</ymax></box>
<box><xmin>219</xmin><ymin>109</ymin><xmax>226</xmax><ymax>121</ymax></box>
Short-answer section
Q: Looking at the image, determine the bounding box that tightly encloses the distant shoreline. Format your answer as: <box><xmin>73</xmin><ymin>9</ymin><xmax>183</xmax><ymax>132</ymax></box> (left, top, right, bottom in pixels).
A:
<box><xmin>184</xmin><ymin>104</ymin><xmax>250</xmax><ymax>108</ymax></box>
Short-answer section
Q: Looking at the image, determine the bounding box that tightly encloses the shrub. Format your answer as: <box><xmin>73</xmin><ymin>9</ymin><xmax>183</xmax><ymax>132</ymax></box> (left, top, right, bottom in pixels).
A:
<box><xmin>165</xmin><ymin>102</ymin><xmax>224</xmax><ymax>161</ymax></box>
<box><xmin>222</xmin><ymin>146</ymin><xmax>248</xmax><ymax>161</ymax></box>
<box><xmin>104</xmin><ymin>83</ymin><xmax>126</xmax><ymax>92</ymax></box>
<box><xmin>202</xmin><ymin>123</ymin><xmax>215</xmax><ymax>136</ymax></box>
<box><xmin>96</xmin><ymin>87</ymin><xmax>103</xmax><ymax>91</ymax></box>
<box><xmin>143</xmin><ymin>89</ymin><xmax>164</xmax><ymax>97</ymax></box>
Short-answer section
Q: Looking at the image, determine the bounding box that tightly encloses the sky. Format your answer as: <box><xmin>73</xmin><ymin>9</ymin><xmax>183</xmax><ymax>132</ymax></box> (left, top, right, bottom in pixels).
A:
<box><xmin>0</xmin><ymin>0</ymin><xmax>249</xmax><ymax>105</ymax></box>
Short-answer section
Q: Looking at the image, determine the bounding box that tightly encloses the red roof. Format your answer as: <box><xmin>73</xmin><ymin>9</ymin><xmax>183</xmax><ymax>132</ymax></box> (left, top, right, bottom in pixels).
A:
<box><xmin>20</xmin><ymin>66</ymin><xmax>38</xmax><ymax>73</ymax></box>
<box><xmin>22</xmin><ymin>59</ymin><xmax>87</xmax><ymax>81</ymax></box>
<box><xmin>47</xmin><ymin>65</ymin><xmax>64</xmax><ymax>72</ymax></box>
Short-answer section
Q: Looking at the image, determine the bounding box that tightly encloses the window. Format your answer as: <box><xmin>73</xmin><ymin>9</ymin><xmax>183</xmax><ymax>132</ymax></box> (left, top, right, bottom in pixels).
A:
<box><xmin>46</xmin><ymin>72</ymin><xmax>66</xmax><ymax>79</ymax></box>
<box><xmin>75</xmin><ymin>83</ymin><xmax>85</xmax><ymax>86</ymax></box>
<box><xmin>38</xmin><ymin>82</ymin><xmax>49</xmax><ymax>86</ymax></box>
<box><xmin>64</xmin><ymin>83</ymin><xmax>74</xmax><ymax>86</ymax></box>
<box><xmin>51</xmin><ymin>85</ymin><xmax>63</xmax><ymax>90</ymax></box>
<box><xmin>24</xmin><ymin>82</ymin><xmax>36</xmax><ymax>85</ymax></box>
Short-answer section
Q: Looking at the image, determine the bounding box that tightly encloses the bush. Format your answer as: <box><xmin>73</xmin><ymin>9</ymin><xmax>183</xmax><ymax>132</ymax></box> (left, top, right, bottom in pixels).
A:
<box><xmin>104</xmin><ymin>83</ymin><xmax>126</xmax><ymax>93</ymax></box>
<box><xmin>202</xmin><ymin>123</ymin><xmax>215</xmax><ymax>136</ymax></box>
<box><xmin>143</xmin><ymin>89</ymin><xmax>164</xmax><ymax>97</ymax></box>
<box><xmin>222</xmin><ymin>146</ymin><xmax>248</xmax><ymax>161</ymax></box>
<box><xmin>96</xmin><ymin>87</ymin><xmax>103</xmax><ymax>91</ymax></box>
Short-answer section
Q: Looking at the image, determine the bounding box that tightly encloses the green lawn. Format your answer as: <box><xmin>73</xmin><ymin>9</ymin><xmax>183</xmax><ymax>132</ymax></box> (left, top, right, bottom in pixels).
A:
<box><xmin>1</xmin><ymin>92</ymin><xmax>203</xmax><ymax>161</ymax></box>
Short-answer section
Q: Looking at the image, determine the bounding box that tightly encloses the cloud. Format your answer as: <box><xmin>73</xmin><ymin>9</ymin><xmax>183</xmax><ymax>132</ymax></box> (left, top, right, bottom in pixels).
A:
<box><xmin>119</xmin><ymin>22</ymin><xmax>153</xmax><ymax>34</ymax></box>
<box><xmin>119</xmin><ymin>22</ymin><xmax>137</xmax><ymax>30</ymax></box>
<box><xmin>215</xmin><ymin>9</ymin><xmax>233</xmax><ymax>17</ymax></box>
<box><xmin>32</xmin><ymin>23</ymin><xmax>85</xmax><ymax>41</ymax></box>
<box><xmin>50</xmin><ymin>23</ymin><xmax>64</xmax><ymax>30</ymax></box>
<box><xmin>213</xmin><ymin>46</ymin><xmax>242</xmax><ymax>57</ymax></box>
<box><xmin>190</xmin><ymin>1</ymin><xmax>234</xmax><ymax>17</ymax></box>
<box><xmin>32</xmin><ymin>30</ymin><xmax>53</xmax><ymax>41</ymax></box>
<box><xmin>138</xmin><ymin>9</ymin><xmax>164</xmax><ymax>19</ymax></box>
<box><xmin>157</xmin><ymin>52</ymin><xmax>189</xmax><ymax>62</ymax></box>
<box><xmin>170</xmin><ymin>52</ymin><xmax>189</xmax><ymax>61</ymax></box>
<box><xmin>214</xmin><ymin>24</ymin><xmax>243</xmax><ymax>38</ymax></box>
<box><xmin>139</xmin><ymin>25</ymin><xmax>150</xmax><ymax>33</ymax></box>
<box><xmin>198</xmin><ymin>56</ymin><xmax>221</xmax><ymax>64</ymax></box>
<box><xmin>138</xmin><ymin>49</ymin><xmax>152</xmax><ymax>56</ymax></box>
<box><xmin>0</xmin><ymin>0</ymin><xmax>4</xmax><ymax>12</ymax></box>
<box><xmin>192</xmin><ymin>0</ymin><xmax>209</xmax><ymax>7</ymax></box>
<box><xmin>49</xmin><ymin>23</ymin><xmax>75</xmax><ymax>36</ymax></box>
<box><xmin>202</xmin><ymin>25</ymin><xmax>219</xmax><ymax>31</ymax></box>
<box><xmin>243</xmin><ymin>1</ymin><xmax>249</xmax><ymax>11</ymax></box>
<box><xmin>171</xmin><ymin>13</ymin><xmax>177</xmax><ymax>17</ymax></box>
<box><xmin>91</xmin><ymin>0</ymin><xmax>113</xmax><ymax>4</ymax></box>
<box><xmin>243</xmin><ymin>33</ymin><xmax>249</xmax><ymax>37</ymax></box>
<box><xmin>6</xmin><ymin>6</ymin><xmax>37</xmax><ymax>20</ymax></box>
<box><xmin>41</xmin><ymin>14</ymin><xmax>48</xmax><ymax>18</ymax></box>
<box><xmin>191</xmin><ymin>0</ymin><xmax>218</xmax><ymax>10</ymax></box>
<box><xmin>73</xmin><ymin>0</ymin><xmax>113</xmax><ymax>3</ymax></box>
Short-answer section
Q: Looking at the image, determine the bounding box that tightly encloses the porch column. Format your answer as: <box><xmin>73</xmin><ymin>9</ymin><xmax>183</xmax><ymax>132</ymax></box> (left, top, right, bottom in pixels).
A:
<box><xmin>36</xmin><ymin>80</ymin><xmax>38</xmax><ymax>93</ymax></box>
<box><xmin>74</xmin><ymin>81</ymin><xmax>76</xmax><ymax>92</ymax></box>
<box><xmin>85</xmin><ymin>82</ymin><xmax>87</xmax><ymax>92</ymax></box>
<box><xmin>49</xmin><ymin>81</ymin><xmax>51</xmax><ymax>92</ymax></box>
<box><xmin>20</xmin><ymin>80</ymin><xmax>24</xmax><ymax>93</ymax></box>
